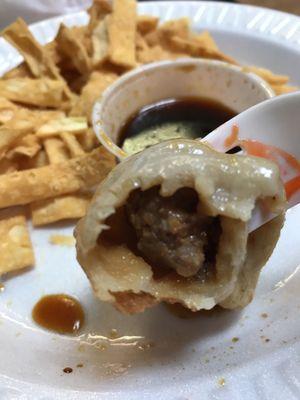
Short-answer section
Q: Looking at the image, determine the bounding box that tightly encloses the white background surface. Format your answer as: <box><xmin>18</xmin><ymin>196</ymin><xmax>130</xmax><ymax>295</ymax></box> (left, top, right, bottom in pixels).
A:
<box><xmin>0</xmin><ymin>0</ymin><xmax>91</xmax><ymax>29</ymax></box>
<box><xmin>0</xmin><ymin>2</ymin><xmax>300</xmax><ymax>399</ymax></box>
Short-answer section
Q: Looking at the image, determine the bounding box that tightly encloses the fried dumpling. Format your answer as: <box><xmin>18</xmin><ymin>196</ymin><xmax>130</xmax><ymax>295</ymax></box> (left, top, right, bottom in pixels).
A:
<box><xmin>75</xmin><ymin>139</ymin><xmax>286</xmax><ymax>314</ymax></box>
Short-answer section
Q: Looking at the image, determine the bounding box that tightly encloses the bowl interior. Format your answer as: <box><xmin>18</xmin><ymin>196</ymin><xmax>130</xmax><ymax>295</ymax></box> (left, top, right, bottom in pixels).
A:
<box><xmin>93</xmin><ymin>59</ymin><xmax>274</xmax><ymax>158</ymax></box>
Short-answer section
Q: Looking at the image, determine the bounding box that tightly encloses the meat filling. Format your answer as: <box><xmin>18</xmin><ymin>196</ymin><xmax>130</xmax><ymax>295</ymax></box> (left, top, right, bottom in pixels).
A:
<box><xmin>126</xmin><ymin>187</ymin><xmax>221</xmax><ymax>278</ymax></box>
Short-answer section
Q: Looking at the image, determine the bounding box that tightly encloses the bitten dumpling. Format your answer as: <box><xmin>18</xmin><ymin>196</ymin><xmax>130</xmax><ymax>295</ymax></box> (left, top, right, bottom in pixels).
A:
<box><xmin>75</xmin><ymin>139</ymin><xmax>286</xmax><ymax>314</ymax></box>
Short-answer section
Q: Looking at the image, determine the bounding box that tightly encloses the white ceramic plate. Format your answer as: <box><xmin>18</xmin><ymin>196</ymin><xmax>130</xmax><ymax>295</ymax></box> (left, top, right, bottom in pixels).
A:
<box><xmin>0</xmin><ymin>2</ymin><xmax>300</xmax><ymax>399</ymax></box>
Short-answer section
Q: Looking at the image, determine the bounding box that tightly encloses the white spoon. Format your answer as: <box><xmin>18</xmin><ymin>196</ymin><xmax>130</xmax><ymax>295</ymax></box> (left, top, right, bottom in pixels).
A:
<box><xmin>203</xmin><ymin>91</ymin><xmax>300</xmax><ymax>232</ymax></box>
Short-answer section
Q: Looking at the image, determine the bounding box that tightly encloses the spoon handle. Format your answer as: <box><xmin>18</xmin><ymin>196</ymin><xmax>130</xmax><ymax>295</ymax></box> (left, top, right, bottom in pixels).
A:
<box><xmin>202</xmin><ymin>92</ymin><xmax>300</xmax><ymax>232</ymax></box>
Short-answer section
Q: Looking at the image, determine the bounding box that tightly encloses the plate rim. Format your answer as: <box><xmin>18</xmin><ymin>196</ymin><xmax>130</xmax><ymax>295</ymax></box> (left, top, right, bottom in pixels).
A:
<box><xmin>0</xmin><ymin>2</ymin><xmax>300</xmax><ymax>399</ymax></box>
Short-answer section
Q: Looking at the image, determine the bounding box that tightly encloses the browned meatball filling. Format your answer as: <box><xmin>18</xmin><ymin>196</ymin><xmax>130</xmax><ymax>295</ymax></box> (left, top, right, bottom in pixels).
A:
<box><xmin>126</xmin><ymin>187</ymin><xmax>221</xmax><ymax>278</ymax></box>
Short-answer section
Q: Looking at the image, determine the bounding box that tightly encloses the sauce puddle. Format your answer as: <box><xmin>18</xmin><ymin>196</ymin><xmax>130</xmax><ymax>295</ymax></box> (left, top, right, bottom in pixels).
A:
<box><xmin>32</xmin><ymin>294</ymin><xmax>84</xmax><ymax>334</ymax></box>
<box><xmin>119</xmin><ymin>97</ymin><xmax>236</xmax><ymax>155</ymax></box>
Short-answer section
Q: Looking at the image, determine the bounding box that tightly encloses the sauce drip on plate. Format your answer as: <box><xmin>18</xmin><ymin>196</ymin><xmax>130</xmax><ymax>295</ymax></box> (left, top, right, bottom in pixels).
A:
<box><xmin>119</xmin><ymin>97</ymin><xmax>236</xmax><ymax>155</ymax></box>
<box><xmin>32</xmin><ymin>294</ymin><xmax>84</xmax><ymax>334</ymax></box>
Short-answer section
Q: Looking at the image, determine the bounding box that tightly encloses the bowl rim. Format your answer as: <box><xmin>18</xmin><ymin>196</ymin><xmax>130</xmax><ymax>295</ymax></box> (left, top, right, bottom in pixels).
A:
<box><xmin>92</xmin><ymin>58</ymin><xmax>275</xmax><ymax>160</ymax></box>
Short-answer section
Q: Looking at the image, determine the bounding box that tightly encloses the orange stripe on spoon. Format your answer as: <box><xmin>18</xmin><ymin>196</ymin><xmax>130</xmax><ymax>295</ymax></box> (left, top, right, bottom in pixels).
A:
<box><xmin>222</xmin><ymin>126</ymin><xmax>300</xmax><ymax>200</ymax></box>
<box><xmin>240</xmin><ymin>139</ymin><xmax>300</xmax><ymax>176</ymax></box>
<box><xmin>224</xmin><ymin>124</ymin><xmax>239</xmax><ymax>148</ymax></box>
<box><xmin>284</xmin><ymin>176</ymin><xmax>300</xmax><ymax>200</ymax></box>
<box><xmin>203</xmin><ymin>92</ymin><xmax>300</xmax><ymax>231</ymax></box>
<box><xmin>240</xmin><ymin>139</ymin><xmax>300</xmax><ymax>187</ymax></box>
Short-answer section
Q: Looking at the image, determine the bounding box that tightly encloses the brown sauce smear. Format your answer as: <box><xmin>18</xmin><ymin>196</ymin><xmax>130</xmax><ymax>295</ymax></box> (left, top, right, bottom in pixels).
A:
<box><xmin>118</xmin><ymin>97</ymin><xmax>236</xmax><ymax>146</ymax></box>
<box><xmin>63</xmin><ymin>367</ymin><xmax>73</xmax><ymax>374</ymax></box>
<box><xmin>32</xmin><ymin>294</ymin><xmax>84</xmax><ymax>334</ymax></box>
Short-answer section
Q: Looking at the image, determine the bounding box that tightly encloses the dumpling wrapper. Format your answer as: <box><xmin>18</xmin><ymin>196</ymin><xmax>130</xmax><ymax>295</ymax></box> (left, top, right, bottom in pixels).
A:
<box><xmin>75</xmin><ymin>139</ymin><xmax>286</xmax><ymax>314</ymax></box>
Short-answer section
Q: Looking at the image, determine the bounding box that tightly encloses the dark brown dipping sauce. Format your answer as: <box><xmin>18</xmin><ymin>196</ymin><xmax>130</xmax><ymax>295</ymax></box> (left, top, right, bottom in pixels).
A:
<box><xmin>119</xmin><ymin>97</ymin><xmax>236</xmax><ymax>153</ymax></box>
<box><xmin>32</xmin><ymin>294</ymin><xmax>84</xmax><ymax>334</ymax></box>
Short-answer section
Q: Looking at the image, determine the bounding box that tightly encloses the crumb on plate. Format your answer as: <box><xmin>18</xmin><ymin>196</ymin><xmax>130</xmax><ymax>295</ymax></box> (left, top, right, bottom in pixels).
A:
<box><xmin>49</xmin><ymin>234</ymin><xmax>75</xmax><ymax>246</ymax></box>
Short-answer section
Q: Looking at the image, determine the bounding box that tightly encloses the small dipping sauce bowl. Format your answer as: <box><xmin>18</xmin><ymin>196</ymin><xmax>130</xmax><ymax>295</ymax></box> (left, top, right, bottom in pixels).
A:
<box><xmin>92</xmin><ymin>58</ymin><xmax>274</xmax><ymax>160</ymax></box>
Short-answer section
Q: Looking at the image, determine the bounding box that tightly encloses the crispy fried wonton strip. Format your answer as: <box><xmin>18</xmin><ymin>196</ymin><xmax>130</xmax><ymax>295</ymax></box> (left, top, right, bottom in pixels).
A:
<box><xmin>144</xmin><ymin>18</ymin><xmax>190</xmax><ymax>47</ymax></box>
<box><xmin>108</xmin><ymin>0</ymin><xmax>137</xmax><ymax>68</ymax></box>
<box><xmin>170</xmin><ymin>36</ymin><xmax>237</xmax><ymax>64</ymax></box>
<box><xmin>0</xmin><ymin>213</ymin><xmax>34</xmax><ymax>275</ymax></box>
<box><xmin>4</xmin><ymin>108</ymin><xmax>36</xmax><ymax>131</ymax></box>
<box><xmin>0</xmin><ymin>158</ymin><xmax>19</xmax><ymax>174</ymax></box>
<box><xmin>137</xmin><ymin>15</ymin><xmax>159</xmax><ymax>35</ymax></box>
<box><xmin>88</xmin><ymin>0</ymin><xmax>112</xmax><ymax>33</ymax></box>
<box><xmin>272</xmin><ymin>84</ymin><xmax>298</xmax><ymax>96</ymax></box>
<box><xmin>77</xmin><ymin>128</ymin><xmax>99</xmax><ymax>152</ymax></box>
<box><xmin>0</xmin><ymin>147</ymin><xmax>115</xmax><ymax>209</ymax></box>
<box><xmin>26</xmin><ymin>110</ymin><xmax>66</xmax><ymax>127</ymax></box>
<box><xmin>192</xmin><ymin>31</ymin><xmax>220</xmax><ymax>52</ymax></box>
<box><xmin>159</xmin><ymin>18</ymin><xmax>190</xmax><ymax>40</ymax></box>
<box><xmin>0</xmin><ymin>97</ymin><xmax>18</xmax><ymax>124</ymax></box>
<box><xmin>0</xmin><ymin>126</ymin><xmax>31</xmax><ymax>158</ymax></box>
<box><xmin>55</xmin><ymin>24</ymin><xmax>91</xmax><ymax>75</ymax></box>
<box><xmin>2</xmin><ymin>108</ymin><xmax>65</xmax><ymax>135</ymax></box>
<box><xmin>2</xmin><ymin>18</ymin><xmax>63</xmax><ymax>80</ymax></box>
<box><xmin>36</xmin><ymin>117</ymin><xmax>88</xmax><ymax>138</ymax></box>
<box><xmin>1</xmin><ymin>18</ymin><xmax>74</xmax><ymax>103</ymax></box>
<box><xmin>69</xmin><ymin>69</ymin><xmax>118</xmax><ymax>122</ymax></box>
<box><xmin>141</xmin><ymin>20</ymin><xmax>220</xmax><ymax>62</ymax></box>
<box><xmin>92</xmin><ymin>15</ymin><xmax>110</xmax><ymax>66</ymax></box>
<box><xmin>44</xmin><ymin>40</ymin><xmax>61</xmax><ymax>65</ymax></box>
<box><xmin>0</xmin><ymin>110</ymin><xmax>35</xmax><ymax>158</ymax></box>
<box><xmin>136</xmin><ymin>33</ymin><xmax>175</xmax><ymax>64</ymax></box>
<box><xmin>0</xmin><ymin>78</ymin><xmax>67</xmax><ymax>108</ymax></box>
<box><xmin>60</xmin><ymin>132</ymin><xmax>85</xmax><ymax>157</ymax></box>
<box><xmin>44</xmin><ymin>138</ymin><xmax>69</xmax><ymax>164</ymax></box>
<box><xmin>20</xmin><ymin>149</ymin><xmax>48</xmax><ymax>170</ymax></box>
<box><xmin>243</xmin><ymin>66</ymin><xmax>289</xmax><ymax>85</ymax></box>
<box><xmin>88</xmin><ymin>0</ymin><xmax>112</xmax><ymax>65</ymax></box>
<box><xmin>31</xmin><ymin>136</ymin><xmax>88</xmax><ymax>225</ymax></box>
<box><xmin>31</xmin><ymin>193</ymin><xmax>91</xmax><ymax>226</ymax></box>
<box><xmin>7</xmin><ymin>134</ymin><xmax>41</xmax><ymax>159</ymax></box>
<box><xmin>2</xmin><ymin>62</ymin><xmax>31</xmax><ymax>79</ymax></box>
